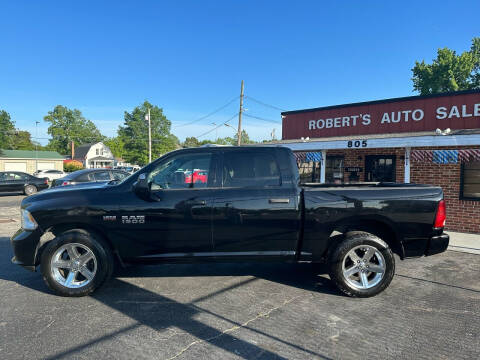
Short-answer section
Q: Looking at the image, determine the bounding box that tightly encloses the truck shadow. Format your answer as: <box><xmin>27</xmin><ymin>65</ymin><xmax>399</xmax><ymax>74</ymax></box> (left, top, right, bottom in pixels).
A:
<box><xmin>114</xmin><ymin>261</ymin><xmax>340</xmax><ymax>296</ymax></box>
<box><xmin>0</xmin><ymin>237</ymin><xmax>334</xmax><ymax>359</ymax></box>
<box><xmin>42</xmin><ymin>277</ymin><xmax>333</xmax><ymax>359</ymax></box>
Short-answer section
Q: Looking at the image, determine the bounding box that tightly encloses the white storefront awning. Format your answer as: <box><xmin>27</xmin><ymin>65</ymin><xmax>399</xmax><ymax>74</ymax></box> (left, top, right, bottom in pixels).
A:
<box><xmin>280</xmin><ymin>133</ymin><xmax>480</xmax><ymax>151</ymax></box>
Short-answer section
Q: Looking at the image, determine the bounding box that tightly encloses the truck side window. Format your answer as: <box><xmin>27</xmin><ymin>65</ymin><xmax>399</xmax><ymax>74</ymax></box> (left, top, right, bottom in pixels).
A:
<box><xmin>223</xmin><ymin>151</ymin><xmax>281</xmax><ymax>187</ymax></box>
<box><xmin>94</xmin><ymin>171</ymin><xmax>111</xmax><ymax>181</ymax></box>
<box><xmin>148</xmin><ymin>153</ymin><xmax>212</xmax><ymax>190</ymax></box>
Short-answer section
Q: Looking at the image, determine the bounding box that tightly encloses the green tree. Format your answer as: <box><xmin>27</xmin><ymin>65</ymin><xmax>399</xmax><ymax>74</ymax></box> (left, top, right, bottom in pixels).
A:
<box><xmin>11</xmin><ymin>130</ymin><xmax>36</xmax><ymax>150</ymax></box>
<box><xmin>470</xmin><ymin>37</ymin><xmax>480</xmax><ymax>88</ymax></box>
<box><xmin>0</xmin><ymin>110</ymin><xmax>16</xmax><ymax>149</ymax></box>
<box><xmin>234</xmin><ymin>130</ymin><xmax>256</xmax><ymax>145</ymax></box>
<box><xmin>412</xmin><ymin>37</ymin><xmax>480</xmax><ymax>95</ymax></box>
<box><xmin>183</xmin><ymin>136</ymin><xmax>200</xmax><ymax>148</ymax></box>
<box><xmin>104</xmin><ymin>137</ymin><xmax>125</xmax><ymax>159</ymax></box>
<box><xmin>44</xmin><ymin>105</ymin><xmax>104</xmax><ymax>155</ymax></box>
<box><xmin>118</xmin><ymin>101</ymin><xmax>179</xmax><ymax>165</ymax></box>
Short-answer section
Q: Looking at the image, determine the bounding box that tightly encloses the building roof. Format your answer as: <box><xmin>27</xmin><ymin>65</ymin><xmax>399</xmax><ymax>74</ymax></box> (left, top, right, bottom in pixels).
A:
<box><xmin>0</xmin><ymin>149</ymin><xmax>64</xmax><ymax>159</ymax></box>
<box><xmin>73</xmin><ymin>143</ymin><xmax>95</xmax><ymax>160</ymax></box>
<box><xmin>281</xmin><ymin>89</ymin><xmax>480</xmax><ymax>115</ymax></box>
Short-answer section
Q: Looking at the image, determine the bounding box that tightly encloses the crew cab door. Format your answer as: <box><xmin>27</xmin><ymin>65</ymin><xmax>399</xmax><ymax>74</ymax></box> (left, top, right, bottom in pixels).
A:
<box><xmin>212</xmin><ymin>148</ymin><xmax>300</xmax><ymax>259</ymax></box>
<box><xmin>113</xmin><ymin>151</ymin><xmax>219</xmax><ymax>259</ymax></box>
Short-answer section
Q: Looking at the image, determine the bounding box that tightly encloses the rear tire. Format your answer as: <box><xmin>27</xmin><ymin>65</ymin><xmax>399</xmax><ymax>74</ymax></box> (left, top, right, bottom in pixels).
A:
<box><xmin>328</xmin><ymin>232</ymin><xmax>395</xmax><ymax>297</ymax></box>
<box><xmin>40</xmin><ymin>230</ymin><xmax>114</xmax><ymax>297</ymax></box>
<box><xmin>24</xmin><ymin>185</ymin><xmax>37</xmax><ymax>196</ymax></box>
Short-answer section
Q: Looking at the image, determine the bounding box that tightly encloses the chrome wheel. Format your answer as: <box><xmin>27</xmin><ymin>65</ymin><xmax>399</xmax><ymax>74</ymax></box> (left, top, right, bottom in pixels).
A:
<box><xmin>50</xmin><ymin>243</ymin><xmax>97</xmax><ymax>288</ymax></box>
<box><xmin>25</xmin><ymin>185</ymin><xmax>37</xmax><ymax>195</ymax></box>
<box><xmin>342</xmin><ymin>245</ymin><xmax>385</xmax><ymax>290</ymax></box>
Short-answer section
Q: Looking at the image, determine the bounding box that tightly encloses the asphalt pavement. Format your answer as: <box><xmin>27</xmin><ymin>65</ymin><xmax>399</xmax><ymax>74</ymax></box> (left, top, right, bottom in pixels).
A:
<box><xmin>0</xmin><ymin>194</ymin><xmax>479</xmax><ymax>359</ymax></box>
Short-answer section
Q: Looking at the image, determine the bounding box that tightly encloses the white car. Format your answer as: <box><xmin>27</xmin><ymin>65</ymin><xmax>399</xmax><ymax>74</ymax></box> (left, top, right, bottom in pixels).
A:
<box><xmin>33</xmin><ymin>169</ymin><xmax>66</xmax><ymax>181</ymax></box>
<box><xmin>114</xmin><ymin>165</ymin><xmax>140</xmax><ymax>174</ymax></box>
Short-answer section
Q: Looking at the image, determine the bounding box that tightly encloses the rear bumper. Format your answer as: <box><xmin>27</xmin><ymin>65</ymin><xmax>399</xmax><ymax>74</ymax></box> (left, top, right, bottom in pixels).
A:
<box><xmin>425</xmin><ymin>233</ymin><xmax>450</xmax><ymax>256</ymax></box>
<box><xmin>402</xmin><ymin>232</ymin><xmax>450</xmax><ymax>258</ymax></box>
<box><xmin>38</xmin><ymin>184</ymin><xmax>50</xmax><ymax>191</ymax></box>
<box><xmin>10</xmin><ymin>228</ymin><xmax>42</xmax><ymax>271</ymax></box>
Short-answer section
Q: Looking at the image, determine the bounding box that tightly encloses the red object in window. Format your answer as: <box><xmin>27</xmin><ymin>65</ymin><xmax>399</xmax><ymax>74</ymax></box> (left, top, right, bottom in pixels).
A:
<box><xmin>61</xmin><ymin>181</ymin><xmax>71</xmax><ymax>186</ymax></box>
<box><xmin>434</xmin><ymin>200</ymin><xmax>446</xmax><ymax>228</ymax></box>
<box><xmin>184</xmin><ymin>170</ymin><xmax>208</xmax><ymax>184</ymax></box>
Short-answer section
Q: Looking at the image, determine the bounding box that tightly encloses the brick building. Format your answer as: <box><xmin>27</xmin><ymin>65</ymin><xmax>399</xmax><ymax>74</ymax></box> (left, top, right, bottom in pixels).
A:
<box><xmin>279</xmin><ymin>89</ymin><xmax>480</xmax><ymax>233</ymax></box>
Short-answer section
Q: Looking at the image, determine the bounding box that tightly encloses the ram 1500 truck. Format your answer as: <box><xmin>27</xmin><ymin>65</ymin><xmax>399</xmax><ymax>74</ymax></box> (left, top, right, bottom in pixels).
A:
<box><xmin>11</xmin><ymin>146</ymin><xmax>449</xmax><ymax>297</ymax></box>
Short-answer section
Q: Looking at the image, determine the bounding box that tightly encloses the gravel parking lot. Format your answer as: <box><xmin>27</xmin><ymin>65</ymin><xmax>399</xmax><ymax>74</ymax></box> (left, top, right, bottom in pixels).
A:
<box><xmin>0</xmin><ymin>194</ymin><xmax>479</xmax><ymax>359</ymax></box>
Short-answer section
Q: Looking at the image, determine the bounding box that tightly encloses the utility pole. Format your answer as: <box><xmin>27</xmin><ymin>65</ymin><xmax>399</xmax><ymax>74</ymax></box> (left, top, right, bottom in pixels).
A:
<box><xmin>146</xmin><ymin>108</ymin><xmax>152</xmax><ymax>163</ymax></box>
<box><xmin>237</xmin><ymin>80</ymin><xmax>244</xmax><ymax>146</ymax></box>
<box><xmin>35</xmin><ymin>121</ymin><xmax>39</xmax><ymax>173</ymax></box>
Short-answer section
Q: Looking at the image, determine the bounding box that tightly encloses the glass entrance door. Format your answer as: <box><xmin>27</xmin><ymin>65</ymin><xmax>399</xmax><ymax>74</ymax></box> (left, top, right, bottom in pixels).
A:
<box><xmin>365</xmin><ymin>155</ymin><xmax>396</xmax><ymax>182</ymax></box>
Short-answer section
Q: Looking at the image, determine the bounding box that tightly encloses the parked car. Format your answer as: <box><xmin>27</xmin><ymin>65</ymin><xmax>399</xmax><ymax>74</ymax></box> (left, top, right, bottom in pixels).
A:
<box><xmin>0</xmin><ymin>171</ymin><xmax>49</xmax><ymax>195</ymax></box>
<box><xmin>11</xmin><ymin>146</ymin><xmax>448</xmax><ymax>297</ymax></box>
<box><xmin>51</xmin><ymin>168</ymin><xmax>130</xmax><ymax>187</ymax></box>
<box><xmin>184</xmin><ymin>169</ymin><xmax>208</xmax><ymax>184</ymax></box>
<box><xmin>33</xmin><ymin>169</ymin><xmax>66</xmax><ymax>181</ymax></box>
<box><xmin>115</xmin><ymin>165</ymin><xmax>140</xmax><ymax>174</ymax></box>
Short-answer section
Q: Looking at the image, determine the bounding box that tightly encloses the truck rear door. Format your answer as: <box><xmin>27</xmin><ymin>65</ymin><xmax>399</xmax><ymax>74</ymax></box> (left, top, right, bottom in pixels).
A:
<box><xmin>211</xmin><ymin>148</ymin><xmax>300</xmax><ymax>259</ymax></box>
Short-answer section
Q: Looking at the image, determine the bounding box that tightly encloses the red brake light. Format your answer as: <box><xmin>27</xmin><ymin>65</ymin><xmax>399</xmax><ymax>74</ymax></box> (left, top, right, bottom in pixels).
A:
<box><xmin>434</xmin><ymin>200</ymin><xmax>446</xmax><ymax>228</ymax></box>
<box><xmin>44</xmin><ymin>178</ymin><xmax>48</xmax><ymax>184</ymax></box>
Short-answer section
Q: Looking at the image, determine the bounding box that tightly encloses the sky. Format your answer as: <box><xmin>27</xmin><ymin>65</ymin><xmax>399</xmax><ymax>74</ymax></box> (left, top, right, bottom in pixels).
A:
<box><xmin>1</xmin><ymin>1</ymin><xmax>479</xmax><ymax>145</ymax></box>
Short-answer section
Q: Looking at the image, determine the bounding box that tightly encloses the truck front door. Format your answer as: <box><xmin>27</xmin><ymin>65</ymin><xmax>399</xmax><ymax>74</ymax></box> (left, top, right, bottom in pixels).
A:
<box><xmin>113</xmin><ymin>151</ymin><xmax>219</xmax><ymax>260</ymax></box>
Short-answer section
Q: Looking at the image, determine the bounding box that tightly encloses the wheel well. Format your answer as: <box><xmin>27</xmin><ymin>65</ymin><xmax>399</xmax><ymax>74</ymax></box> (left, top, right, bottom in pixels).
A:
<box><xmin>329</xmin><ymin>219</ymin><xmax>404</xmax><ymax>259</ymax></box>
<box><xmin>35</xmin><ymin>223</ymin><xmax>117</xmax><ymax>265</ymax></box>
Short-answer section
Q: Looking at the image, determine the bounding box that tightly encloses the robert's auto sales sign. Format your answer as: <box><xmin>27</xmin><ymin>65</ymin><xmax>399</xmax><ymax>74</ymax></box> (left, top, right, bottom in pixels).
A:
<box><xmin>281</xmin><ymin>91</ymin><xmax>480</xmax><ymax>140</ymax></box>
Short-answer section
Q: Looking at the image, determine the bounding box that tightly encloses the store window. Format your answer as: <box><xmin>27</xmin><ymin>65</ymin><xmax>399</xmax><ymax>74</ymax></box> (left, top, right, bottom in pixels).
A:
<box><xmin>461</xmin><ymin>162</ymin><xmax>480</xmax><ymax>200</ymax></box>
<box><xmin>298</xmin><ymin>161</ymin><xmax>320</xmax><ymax>183</ymax></box>
<box><xmin>326</xmin><ymin>156</ymin><xmax>344</xmax><ymax>184</ymax></box>
<box><xmin>365</xmin><ymin>155</ymin><xmax>396</xmax><ymax>182</ymax></box>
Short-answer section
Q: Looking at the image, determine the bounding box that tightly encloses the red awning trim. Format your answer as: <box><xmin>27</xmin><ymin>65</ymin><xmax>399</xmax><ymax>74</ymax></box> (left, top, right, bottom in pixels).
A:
<box><xmin>411</xmin><ymin>149</ymin><xmax>480</xmax><ymax>163</ymax></box>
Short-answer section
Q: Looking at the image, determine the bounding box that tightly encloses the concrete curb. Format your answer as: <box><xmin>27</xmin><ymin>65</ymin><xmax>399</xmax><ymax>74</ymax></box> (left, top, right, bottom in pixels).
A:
<box><xmin>447</xmin><ymin>231</ymin><xmax>480</xmax><ymax>255</ymax></box>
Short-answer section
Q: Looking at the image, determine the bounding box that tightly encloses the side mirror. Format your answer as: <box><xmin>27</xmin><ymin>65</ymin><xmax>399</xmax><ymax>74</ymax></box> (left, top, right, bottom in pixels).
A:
<box><xmin>133</xmin><ymin>173</ymin><xmax>151</xmax><ymax>200</ymax></box>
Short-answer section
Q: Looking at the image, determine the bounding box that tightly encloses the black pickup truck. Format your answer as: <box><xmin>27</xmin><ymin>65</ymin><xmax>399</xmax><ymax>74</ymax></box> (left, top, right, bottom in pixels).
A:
<box><xmin>11</xmin><ymin>146</ymin><xmax>448</xmax><ymax>297</ymax></box>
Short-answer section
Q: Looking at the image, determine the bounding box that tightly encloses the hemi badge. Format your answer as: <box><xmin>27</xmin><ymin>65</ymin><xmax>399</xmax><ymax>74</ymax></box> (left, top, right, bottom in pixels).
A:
<box><xmin>103</xmin><ymin>216</ymin><xmax>117</xmax><ymax>221</ymax></box>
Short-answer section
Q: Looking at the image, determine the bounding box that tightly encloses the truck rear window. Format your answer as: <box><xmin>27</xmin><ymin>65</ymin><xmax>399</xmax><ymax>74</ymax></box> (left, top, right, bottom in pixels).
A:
<box><xmin>223</xmin><ymin>151</ymin><xmax>280</xmax><ymax>187</ymax></box>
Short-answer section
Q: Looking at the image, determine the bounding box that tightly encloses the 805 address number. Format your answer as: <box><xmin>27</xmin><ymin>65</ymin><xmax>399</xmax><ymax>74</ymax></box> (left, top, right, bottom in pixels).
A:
<box><xmin>347</xmin><ymin>140</ymin><xmax>367</xmax><ymax>148</ymax></box>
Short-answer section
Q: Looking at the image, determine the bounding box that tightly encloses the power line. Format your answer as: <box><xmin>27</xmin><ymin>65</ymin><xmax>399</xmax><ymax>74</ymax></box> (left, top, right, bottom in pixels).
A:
<box><xmin>196</xmin><ymin>113</ymin><xmax>239</xmax><ymax>139</ymax></box>
<box><xmin>173</xmin><ymin>96</ymin><xmax>238</xmax><ymax>128</ymax></box>
<box><xmin>243</xmin><ymin>113</ymin><xmax>281</xmax><ymax>124</ymax></box>
<box><xmin>244</xmin><ymin>95</ymin><xmax>286</xmax><ymax>112</ymax></box>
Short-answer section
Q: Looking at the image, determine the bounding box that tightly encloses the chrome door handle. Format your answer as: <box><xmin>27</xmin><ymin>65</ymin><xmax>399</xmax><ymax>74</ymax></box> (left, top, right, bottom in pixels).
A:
<box><xmin>269</xmin><ymin>198</ymin><xmax>290</xmax><ymax>204</ymax></box>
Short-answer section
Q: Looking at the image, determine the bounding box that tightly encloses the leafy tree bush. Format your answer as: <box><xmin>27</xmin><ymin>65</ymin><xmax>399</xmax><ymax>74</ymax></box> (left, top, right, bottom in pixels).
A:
<box><xmin>412</xmin><ymin>37</ymin><xmax>480</xmax><ymax>94</ymax></box>
<box><xmin>63</xmin><ymin>160</ymin><xmax>84</xmax><ymax>172</ymax></box>
<box><xmin>44</xmin><ymin>105</ymin><xmax>104</xmax><ymax>156</ymax></box>
<box><xmin>118</xmin><ymin>101</ymin><xmax>179</xmax><ymax>165</ymax></box>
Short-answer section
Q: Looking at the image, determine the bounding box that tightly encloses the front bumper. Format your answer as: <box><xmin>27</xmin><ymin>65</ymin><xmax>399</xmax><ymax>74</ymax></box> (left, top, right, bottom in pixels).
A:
<box><xmin>10</xmin><ymin>228</ymin><xmax>42</xmax><ymax>271</ymax></box>
<box><xmin>425</xmin><ymin>233</ymin><xmax>450</xmax><ymax>256</ymax></box>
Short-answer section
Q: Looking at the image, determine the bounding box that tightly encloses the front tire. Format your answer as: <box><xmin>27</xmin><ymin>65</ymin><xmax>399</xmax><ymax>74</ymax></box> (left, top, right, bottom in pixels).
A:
<box><xmin>328</xmin><ymin>232</ymin><xmax>395</xmax><ymax>297</ymax></box>
<box><xmin>40</xmin><ymin>230</ymin><xmax>114</xmax><ymax>297</ymax></box>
